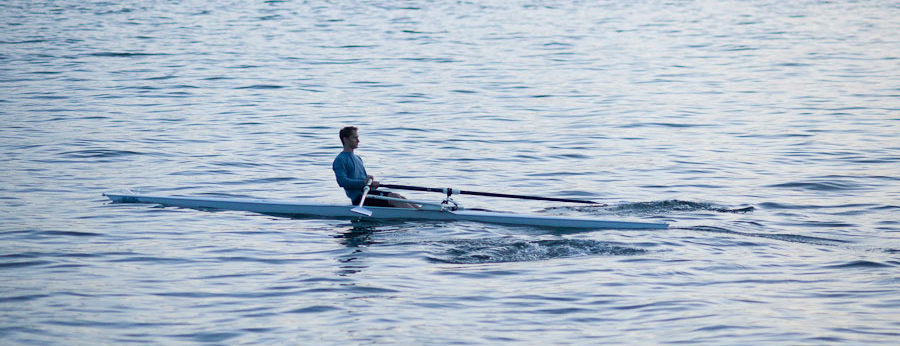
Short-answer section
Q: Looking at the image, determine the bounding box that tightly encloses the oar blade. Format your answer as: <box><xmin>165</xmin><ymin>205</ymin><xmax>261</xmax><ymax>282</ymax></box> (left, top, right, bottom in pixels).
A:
<box><xmin>351</xmin><ymin>206</ymin><xmax>372</xmax><ymax>216</ymax></box>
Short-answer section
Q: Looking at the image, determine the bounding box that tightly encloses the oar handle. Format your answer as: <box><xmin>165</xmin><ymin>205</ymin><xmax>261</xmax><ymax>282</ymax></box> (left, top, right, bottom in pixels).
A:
<box><xmin>380</xmin><ymin>184</ymin><xmax>602</xmax><ymax>205</ymax></box>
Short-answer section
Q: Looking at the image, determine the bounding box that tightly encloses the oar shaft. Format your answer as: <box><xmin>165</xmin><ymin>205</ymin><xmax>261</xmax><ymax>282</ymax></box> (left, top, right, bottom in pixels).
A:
<box><xmin>380</xmin><ymin>184</ymin><xmax>601</xmax><ymax>205</ymax></box>
<box><xmin>379</xmin><ymin>184</ymin><xmax>443</xmax><ymax>193</ymax></box>
<box><xmin>350</xmin><ymin>178</ymin><xmax>374</xmax><ymax>216</ymax></box>
<box><xmin>461</xmin><ymin>190</ymin><xmax>601</xmax><ymax>204</ymax></box>
<box><xmin>357</xmin><ymin>184</ymin><xmax>372</xmax><ymax>206</ymax></box>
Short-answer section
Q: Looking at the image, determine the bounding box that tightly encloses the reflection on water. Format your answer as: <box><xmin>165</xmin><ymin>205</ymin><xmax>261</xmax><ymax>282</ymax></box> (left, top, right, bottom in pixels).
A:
<box><xmin>333</xmin><ymin>223</ymin><xmax>380</xmax><ymax>276</ymax></box>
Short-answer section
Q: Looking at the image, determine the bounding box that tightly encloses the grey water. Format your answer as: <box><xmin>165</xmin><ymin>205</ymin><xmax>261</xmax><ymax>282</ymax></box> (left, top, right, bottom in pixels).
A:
<box><xmin>2</xmin><ymin>0</ymin><xmax>898</xmax><ymax>344</ymax></box>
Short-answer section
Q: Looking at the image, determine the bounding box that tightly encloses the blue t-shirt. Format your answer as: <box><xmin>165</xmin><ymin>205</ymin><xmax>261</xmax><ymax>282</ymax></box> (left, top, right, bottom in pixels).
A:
<box><xmin>332</xmin><ymin>151</ymin><xmax>368</xmax><ymax>202</ymax></box>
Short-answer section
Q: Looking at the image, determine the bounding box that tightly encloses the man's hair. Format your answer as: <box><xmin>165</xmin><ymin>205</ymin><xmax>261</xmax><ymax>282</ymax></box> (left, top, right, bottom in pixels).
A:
<box><xmin>339</xmin><ymin>126</ymin><xmax>358</xmax><ymax>145</ymax></box>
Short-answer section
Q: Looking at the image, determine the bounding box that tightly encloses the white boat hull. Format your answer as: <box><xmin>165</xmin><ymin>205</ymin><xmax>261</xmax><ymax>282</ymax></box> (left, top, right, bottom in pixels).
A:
<box><xmin>104</xmin><ymin>194</ymin><xmax>668</xmax><ymax>230</ymax></box>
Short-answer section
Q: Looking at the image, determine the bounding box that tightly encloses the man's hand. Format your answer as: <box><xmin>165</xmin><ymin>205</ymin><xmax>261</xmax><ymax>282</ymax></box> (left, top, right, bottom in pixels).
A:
<box><xmin>365</xmin><ymin>175</ymin><xmax>380</xmax><ymax>188</ymax></box>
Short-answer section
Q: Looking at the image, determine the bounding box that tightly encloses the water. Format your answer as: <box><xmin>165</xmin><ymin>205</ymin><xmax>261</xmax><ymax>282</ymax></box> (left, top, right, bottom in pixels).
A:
<box><xmin>2</xmin><ymin>0</ymin><xmax>898</xmax><ymax>344</ymax></box>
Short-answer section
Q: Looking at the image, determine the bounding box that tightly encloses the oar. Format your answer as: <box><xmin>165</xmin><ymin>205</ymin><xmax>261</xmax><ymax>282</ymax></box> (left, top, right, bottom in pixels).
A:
<box><xmin>380</xmin><ymin>184</ymin><xmax>604</xmax><ymax>205</ymax></box>
<box><xmin>350</xmin><ymin>178</ymin><xmax>374</xmax><ymax>216</ymax></box>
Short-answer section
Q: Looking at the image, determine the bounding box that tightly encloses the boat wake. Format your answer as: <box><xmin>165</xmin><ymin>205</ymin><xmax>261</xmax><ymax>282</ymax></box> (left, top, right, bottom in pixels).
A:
<box><xmin>426</xmin><ymin>238</ymin><xmax>645</xmax><ymax>264</ymax></box>
<box><xmin>683</xmin><ymin>226</ymin><xmax>850</xmax><ymax>246</ymax></box>
<box><xmin>543</xmin><ymin>199</ymin><xmax>755</xmax><ymax>215</ymax></box>
<box><xmin>541</xmin><ymin>200</ymin><xmax>854</xmax><ymax>246</ymax></box>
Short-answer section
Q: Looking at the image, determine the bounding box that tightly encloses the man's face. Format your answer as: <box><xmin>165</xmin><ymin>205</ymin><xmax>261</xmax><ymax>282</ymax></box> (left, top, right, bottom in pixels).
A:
<box><xmin>343</xmin><ymin>131</ymin><xmax>359</xmax><ymax>149</ymax></box>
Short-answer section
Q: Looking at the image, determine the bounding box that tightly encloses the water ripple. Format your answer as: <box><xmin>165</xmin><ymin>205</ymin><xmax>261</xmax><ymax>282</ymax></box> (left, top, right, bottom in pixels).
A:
<box><xmin>2</xmin><ymin>0</ymin><xmax>899</xmax><ymax>344</ymax></box>
<box><xmin>428</xmin><ymin>238</ymin><xmax>646</xmax><ymax>264</ymax></box>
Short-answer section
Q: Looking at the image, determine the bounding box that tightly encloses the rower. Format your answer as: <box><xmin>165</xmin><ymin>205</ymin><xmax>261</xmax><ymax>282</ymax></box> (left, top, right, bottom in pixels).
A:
<box><xmin>332</xmin><ymin>126</ymin><xmax>414</xmax><ymax>208</ymax></box>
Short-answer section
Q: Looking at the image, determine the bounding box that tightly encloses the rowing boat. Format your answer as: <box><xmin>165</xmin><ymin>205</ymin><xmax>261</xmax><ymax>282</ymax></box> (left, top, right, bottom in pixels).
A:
<box><xmin>104</xmin><ymin>194</ymin><xmax>668</xmax><ymax>230</ymax></box>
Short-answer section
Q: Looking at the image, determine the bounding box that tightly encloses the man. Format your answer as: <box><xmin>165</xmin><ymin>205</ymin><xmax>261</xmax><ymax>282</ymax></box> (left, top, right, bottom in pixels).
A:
<box><xmin>332</xmin><ymin>126</ymin><xmax>413</xmax><ymax>208</ymax></box>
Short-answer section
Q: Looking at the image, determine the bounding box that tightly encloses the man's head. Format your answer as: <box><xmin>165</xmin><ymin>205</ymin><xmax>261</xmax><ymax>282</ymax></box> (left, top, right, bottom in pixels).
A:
<box><xmin>339</xmin><ymin>126</ymin><xmax>359</xmax><ymax>151</ymax></box>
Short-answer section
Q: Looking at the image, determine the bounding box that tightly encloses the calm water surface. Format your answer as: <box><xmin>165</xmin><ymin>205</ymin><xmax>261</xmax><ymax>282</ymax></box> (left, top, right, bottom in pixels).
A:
<box><xmin>2</xmin><ymin>0</ymin><xmax>899</xmax><ymax>344</ymax></box>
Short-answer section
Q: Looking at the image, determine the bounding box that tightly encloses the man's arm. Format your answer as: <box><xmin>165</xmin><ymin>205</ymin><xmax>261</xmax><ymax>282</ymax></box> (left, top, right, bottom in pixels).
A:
<box><xmin>333</xmin><ymin>159</ymin><xmax>369</xmax><ymax>189</ymax></box>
